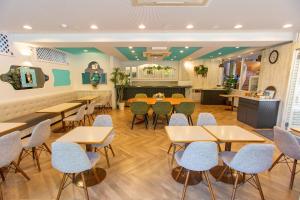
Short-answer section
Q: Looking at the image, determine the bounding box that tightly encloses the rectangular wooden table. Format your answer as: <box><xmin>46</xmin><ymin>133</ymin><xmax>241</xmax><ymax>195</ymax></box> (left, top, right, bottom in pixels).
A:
<box><xmin>56</xmin><ymin>126</ymin><xmax>113</xmax><ymax>187</ymax></box>
<box><xmin>0</xmin><ymin>122</ymin><xmax>26</xmax><ymax>136</ymax></box>
<box><xmin>77</xmin><ymin>95</ymin><xmax>99</xmax><ymax>104</ymax></box>
<box><xmin>128</xmin><ymin>97</ymin><xmax>193</xmax><ymax>105</ymax></box>
<box><xmin>36</xmin><ymin>103</ymin><xmax>82</xmax><ymax>131</ymax></box>
<box><xmin>291</xmin><ymin>127</ymin><xmax>300</xmax><ymax>137</ymax></box>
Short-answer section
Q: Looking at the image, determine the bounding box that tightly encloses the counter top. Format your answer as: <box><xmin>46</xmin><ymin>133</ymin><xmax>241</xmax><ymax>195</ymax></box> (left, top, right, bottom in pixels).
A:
<box><xmin>239</xmin><ymin>96</ymin><xmax>280</xmax><ymax>102</ymax></box>
<box><xmin>123</xmin><ymin>85</ymin><xmax>192</xmax><ymax>88</ymax></box>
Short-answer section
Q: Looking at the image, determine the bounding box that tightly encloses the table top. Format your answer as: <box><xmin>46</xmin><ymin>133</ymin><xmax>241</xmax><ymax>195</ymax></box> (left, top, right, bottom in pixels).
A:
<box><xmin>56</xmin><ymin>126</ymin><xmax>113</xmax><ymax>144</ymax></box>
<box><xmin>0</xmin><ymin>122</ymin><xmax>26</xmax><ymax>135</ymax></box>
<box><xmin>36</xmin><ymin>103</ymin><xmax>82</xmax><ymax>113</ymax></box>
<box><xmin>165</xmin><ymin>126</ymin><xmax>217</xmax><ymax>143</ymax></box>
<box><xmin>128</xmin><ymin>97</ymin><xmax>193</xmax><ymax>105</ymax></box>
<box><xmin>220</xmin><ymin>94</ymin><xmax>239</xmax><ymax>98</ymax></box>
<box><xmin>291</xmin><ymin>127</ymin><xmax>300</xmax><ymax>137</ymax></box>
<box><xmin>203</xmin><ymin>125</ymin><xmax>265</xmax><ymax>143</ymax></box>
<box><xmin>77</xmin><ymin>95</ymin><xmax>99</xmax><ymax>101</ymax></box>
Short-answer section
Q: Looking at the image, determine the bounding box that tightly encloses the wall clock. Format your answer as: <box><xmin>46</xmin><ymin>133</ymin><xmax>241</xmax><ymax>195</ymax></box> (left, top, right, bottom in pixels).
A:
<box><xmin>269</xmin><ymin>50</ymin><xmax>279</xmax><ymax>64</ymax></box>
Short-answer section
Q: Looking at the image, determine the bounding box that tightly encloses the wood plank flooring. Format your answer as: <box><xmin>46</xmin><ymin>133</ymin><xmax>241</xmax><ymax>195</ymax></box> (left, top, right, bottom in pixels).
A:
<box><xmin>1</xmin><ymin>104</ymin><xmax>300</xmax><ymax>200</ymax></box>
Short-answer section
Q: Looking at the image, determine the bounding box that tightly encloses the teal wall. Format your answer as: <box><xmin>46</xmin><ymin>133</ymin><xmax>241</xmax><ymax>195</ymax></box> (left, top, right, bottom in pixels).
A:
<box><xmin>52</xmin><ymin>69</ymin><xmax>71</xmax><ymax>86</ymax></box>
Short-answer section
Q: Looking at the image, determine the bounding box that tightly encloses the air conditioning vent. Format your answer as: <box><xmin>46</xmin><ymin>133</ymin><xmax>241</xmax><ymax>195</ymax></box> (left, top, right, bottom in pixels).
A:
<box><xmin>132</xmin><ymin>0</ymin><xmax>210</xmax><ymax>6</ymax></box>
<box><xmin>143</xmin><ymin>51</ymin><xmax>171</xmax><ymax>59</ymax></box>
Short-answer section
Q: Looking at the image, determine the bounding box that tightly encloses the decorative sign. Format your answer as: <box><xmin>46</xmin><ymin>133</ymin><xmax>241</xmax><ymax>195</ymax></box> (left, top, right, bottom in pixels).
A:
<box><xmin>0</xmin><ymin>65</ymin><xmax>49</xmax><ymax>90</ymax></box>
<box><xmin>52</xmin><ymin>69</ymin><xmax>71</xmax><ymax>86</ymax></box>
<box><xmin>81</xmin><ymin>61</ymin><xmax>107</xmax><ymax>86</ymax></box>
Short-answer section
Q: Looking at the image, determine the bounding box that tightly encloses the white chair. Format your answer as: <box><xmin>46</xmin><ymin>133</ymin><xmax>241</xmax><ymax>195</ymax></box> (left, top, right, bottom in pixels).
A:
<box><xmin>217</xmin><ymin>144</ymin><xmax>275</xmax><ymax>200</ymax></box>
<box><xmin>175</xmin><ymin>142</ymin><xmax>218</xmax><ymax>200</ymax></box>
<box><xmin>95</xmin><ymin>94</ymin><xmax>111</xmax><ymax>113</ymax></box>
<box><xmin>52</xmin><ymin>142</ymin><xmax>100</xmax><ymax>200</ymax></box>
<box><xmin>167</xmin><ymin>113</ymin><xmax>189</xmax><ymax>165</ymax></box>
<box><xmin>63</xmin><ymin>105</ymin><xmax>86</xmax><ymax>128</ymax></box>
<box><xmin>84</xmin><ymin>101</ymin><xmax>96</xmax><ymax>125</ymax></box>
<box><xmin>17</xmin><ymin>119</ymin><xmax>52</xmax><ymax>171</ymax></box>
<box><xmin>92</xmin><ymin>115</ymin><xmax>115</xmax><ymax>168</ymax></box>
<box><xmin>0</xmin><ymin>131</ymin><xmax>30</xmax><ymax>181</ymax></box>
<box><xmin>269</xmin><ymin>126</ymin><xmax>300</xmax><ymax>189</ymax></box>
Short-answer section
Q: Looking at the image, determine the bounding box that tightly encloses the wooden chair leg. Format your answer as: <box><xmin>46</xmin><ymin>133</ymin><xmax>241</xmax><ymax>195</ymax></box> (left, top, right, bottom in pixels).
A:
<box><xmin>231</xmin><ymin>172</ymin><xmax>239</xmax><ymax>200</ymax></box>
<box><xmin>175</xmin><ymin>167</ymin><xmax>183</xmax><ymax>180</ymax></box>
<box><xmin>269</xmin><ymin>153</ymin><xmax>284</xmax><ymax>172</ymax></box>
<box><xmin>181</xmin><ymin>170</ymin><xmax>190</xmax><ymax>200</ymax></box>
<box><xmin>109</xmin><ymin>144</ymin><xmax>115</xmax><ymax>157</ymax></box>
<box><xmin>11</xmin><ymin>161</ymin><xmax>30</xmax><ymax>180</ymax></box>
<box><xmin>217</xmin><ymin>166</ymin><xmax>228</xmax><ymax>181</ymax></box>
<box><xmin>144</xmin><ymin>115</ymin><xmax>148</xmax><ymax>129</ymax></box>
<box><xmin>290</xmin><ymin>159</ymin><xmax>297</xmax><ymax>190</ymax></box>
<box><xmin>189</xmin><ymin>115</ymin><xmax>193</xmax><ymax>125</ymax></box>
<box><xmin>167</xmin><ymin>143</ymin><xmax>173</xmax><ymax>154</ymax></box>
<box><xmin>217</xmin><ymin>143</ymin><xmax>222</xmax><ymax>152</ymax></box>
<box><xmin>81</xmin><ymin>172</ymin><xmax>89</xmax><ymax>200</ymax></box>
<box><xmin>43</xmin><ymin>143</ymin><xmax>52</xmax><ymax>154</ymax></box>
<box><xmin>154</xmin><ymin>114</ymin><xmax>159</xmax><ymax>130</ymax></box>
<box><xmin>254</xmin><ymin>174</ymin><xmax>265</xmax><ymax>200</ymax></box>
<box><xmin>171</xmin><ymin>144</ymin><xmax>176</xmax><ymax>165</ymax></box>
<box><xmin>204</xmin><ymin>171</ymin><xmax>216</xmax><ymax>200</ymax></box>
<box><xmin>0</xmin><ymin>183</ymin><xmax>3</xmax><ymax>200</ymax></box>
<box><xmin>0</xmin><ymin>169</ymin><xmax>5</xmax><ymax>181</ymax></box>
<box><xmin>165</xmin><ymin>114</ymin><xmax>169</xmax><ymax>125</ymax></box>
<box><xmin>16</xmin><ymin>149</ymin><xmax>24</xmax><ymax>168</ymax></box>
<box><xmin>104</xmin><ymin>147</ymin><xmax>110</xmax><ymax>168</ymax></box>
<box><xmin>33</xmin><ymin>148</ymin><xmax>41</xmax><ymax>172</ymax></box>
<box><xmin>131</xmin><ymin>115</ymin><xmax>136</xmax><ymax>129</ymax></box>
<box><xmin>56</xmin><ymin>173</ymin><xmax>67</xmax><ymax>200</ymax></box>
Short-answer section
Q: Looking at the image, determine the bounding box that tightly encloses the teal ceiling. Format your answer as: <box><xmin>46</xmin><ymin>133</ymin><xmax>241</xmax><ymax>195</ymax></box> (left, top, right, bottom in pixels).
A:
<box><xmin>116</xmin><ymin>47</ymin><xmax>147</xmax><ymax>61</ymax></box>
<box><xmin>57</xmin><ymin>47</ymin><xmax>102</xmax><ymax>55</ymax></box>
<box><xmin>164</xmin><ymin>47</ymin><xmax>201</xmax><ymax>61</ymax></box>
<box><xmin>199</xmin><ymin>47</ymin><xmax>248</xmax><ymax>59</ymax></box>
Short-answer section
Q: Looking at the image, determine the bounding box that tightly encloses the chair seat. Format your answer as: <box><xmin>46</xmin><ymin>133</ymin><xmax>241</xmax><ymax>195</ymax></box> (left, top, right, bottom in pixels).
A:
<box><xmin>174</xmin><ymin>150</ymin><xmax>184</xmax><ymax>164</ymax></box>
<box><xmin>63</xmin><ymin>115</ymin><xmax>78</xmax><ymax>122</ymax></box>
<box><xmin>219</xmin><ymin>151</ymin><xmax>237</xmax><ymax>166</ymax></box>
<box><xmin>21</xmin><ymin>137</ymin><xmax>31</xmax><ymax>148</ymax></box>
<box><xmin>86</xmin><ymin>152</ymin><xmax>100</xmax><ymax>167</ymax></box>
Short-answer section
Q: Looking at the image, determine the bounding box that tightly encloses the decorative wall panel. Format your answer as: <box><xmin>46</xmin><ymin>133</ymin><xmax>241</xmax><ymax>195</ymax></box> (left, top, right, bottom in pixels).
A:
<box><xmin>52</xmin><ymin>69</ymin><xmax>71</xmax><ymax>86</ymax></box>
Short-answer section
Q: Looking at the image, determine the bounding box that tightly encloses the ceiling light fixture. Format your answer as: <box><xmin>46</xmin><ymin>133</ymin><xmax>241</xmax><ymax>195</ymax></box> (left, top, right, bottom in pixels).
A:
<box><xmin>23</xmin><ymin>25</ymin><xmax>32</xmax><ymax>30</ymax></box>
<box><xmin>131</xmin><ymin>50</ymin><xmax>135</xmax><ymax>53</ymax></box>
<box><xmin>234</xmin><ymin>24</ymin><xmax>243</xmax><ymax>29</ymax></box>
<box><xmin>235</xmin><ymin>46</ymin><xmax>240</xmax><ymax>49</ymax></box>
<box><xmin>129</xmin><ymin>46</ymin><xmax>133</xmax><ymax>49</ymax></box>
<box><xmin>185</xmin><ymin>46</ymin><xmax>189</xmax><ymax>49</ymax></box>
<box><xmin>283</xmin><ymin>24</ymin><xmax>293</xmax><ymax>28</ymax></box>
<box><xmin>61</xmin><ymin>24</ymin><xmax>68</xmax><ymax>28</ymax></box>
<box><xmin>250</xmin><ymin>52</ymin><xmax>254</xmax><ymax>55</ymax></box>
<box><xmin>218</xmin><ymin>52</ymin><xmax>222</xmax><ymax>55</ymax></box>
<box><xmin>90</xmin><ymin>24</ymin><xmax>98</xmax><ymax>30</ymax></box>
<box><xmin>83</xmin><ymin>49</ymin><xmax>88</xmax><ymax>53</ymax></box>
<box><xmin>180</xmin><ymin>50</ymin><xmax>184</xmax><ymax>53</ymax></box>
<box><xmin>139</xmin><ymin>24</ymin><xmax>146</xmax><ymax>29</ymax></box>
<box><xmin>186</xmin><ymin>24</ymin><xmax>194</xmax><ymax>29</ymax></box>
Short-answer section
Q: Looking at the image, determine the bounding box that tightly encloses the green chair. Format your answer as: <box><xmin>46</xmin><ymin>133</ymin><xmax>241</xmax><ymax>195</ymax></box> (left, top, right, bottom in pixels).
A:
<box><xmin>175</xmin><ymin>102</ymin><xmax>195</xmax><ymax>125</ymax></box>
<box><xmin>135</xmin><ymin>93</ymin><xmax>148</xmax><ymax>98</ymax></box>
<box><xmin>152</xmin><ymin>101</ymin><xmax>173</xmax><ymax>129</ymax></box>
<box><xmin>172</xmin><ymin>93</ymin><xmax>184</xmax><ymax>98</ymax></box>
<box><xmin>130</xmin><ymin>101</ymin><xmax>149</xmax><ymax>129</ymax></box>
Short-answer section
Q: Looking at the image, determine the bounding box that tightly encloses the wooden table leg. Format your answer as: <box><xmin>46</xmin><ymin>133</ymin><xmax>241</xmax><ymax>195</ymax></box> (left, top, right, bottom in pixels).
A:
<box><xmin>61</xmin><ymin>112</ymin><xmax>66</xmax><ymax>132</ymax></box>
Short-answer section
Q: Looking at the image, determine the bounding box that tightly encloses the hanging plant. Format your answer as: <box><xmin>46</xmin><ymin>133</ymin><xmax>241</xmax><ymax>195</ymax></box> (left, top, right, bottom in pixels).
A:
<box><xmin>194</xmin><ymin>65</ymin><xmax>208</xmax><ymax>77</ymax></box>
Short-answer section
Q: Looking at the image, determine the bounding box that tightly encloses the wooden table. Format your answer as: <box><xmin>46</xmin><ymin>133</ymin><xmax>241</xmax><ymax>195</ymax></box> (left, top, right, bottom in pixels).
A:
<box><xmin>36</xmin><ymin>103</ymin><xmax>82</xmax><ymax>131</ymax></box>
<box><xmin>0</xmin><ymin>123</ymin><xmax>26</xmax><ymax>136</ymax></box>
<box><xmin>291</xmin><ymin>127</ymin><xmax>300</xmax><ymax>137</ymax></box>
<box><xmin>203</xmin><ymin>125</ymin><xmax>265</xmax><ymax>184</ymax></box>
<box><xmin>220</xmin><ymin>94</ymin><xmax>239</xmax><ymax>111</ymax></box>
<box><xmin>57</xmin><ymin>126</ymin><xmax>113</xmax><ymax>187</ymax></box>
<box><xmin>128</xmin><ymin>97</ymin><xmax>193</xmax><ymax>105</ymax></box>
<box><xmin>165</xmin><ymin>126</ymin><xmax>217</xmax><ymax>185</ymax></box>
<box><xmin>77</xmin><ymin>95</ymin><xmax>98</xmax><ymax>104</ymax></box>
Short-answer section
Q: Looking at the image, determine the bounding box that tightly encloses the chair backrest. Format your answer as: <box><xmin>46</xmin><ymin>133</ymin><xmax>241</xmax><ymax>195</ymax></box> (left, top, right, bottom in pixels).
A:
<box><xmin>197</xmin><ymin>113</ymin><xmax>217</xmax><ymax>126</ymax></box>
<box><xmin>135</xmin><ymin>93</ymin><xmax>148</xmax><ymax>98</ymax></box>
<box><xmin>172</xmin><ymin>93</ymin><xmax>184</xmax><ymax>98</ymax></box>
<box><xmin>169</xmin><ymin>113</ymin><xmax>189</xmax><ymax>126</ymax></box>
<box><xmin>86</xmin><ymin>101</ymin><xmax>96</xmax><ymax>115</ymax></box>
<box><xmin>230</xmin><ymin>144</ymin><xmax>275</xmax><ymax>174</ymax></box>
<box><xmin>175</xmin><ymin>102</ymin><xmax>195</xmax><ymax>115</ymax></box>
<box><xmin>75</xmin><ymin>105</ymin><xmax>87</xmax><ymax>120</ymax></box>
<box><xmin>52</xmin><ymin>142</ymin><xmax>92</xmax><ymax>173</ymax></box>
<box><xmin>274</xmin><ymin>126</ymin><xmax>300</xmax><ymax>160</ymax></box>
<box><xmin>179</xmin><ymin>142</ymin><xmax>218</xmax><ymax>171</ymax></box>
<box><xmin>93</xmin><ymin>115</ymin><xmax>115</xmax><ymax>145</ymax></box>
<box><xmin>152</xmin><ymin>101</ymin><xmax>172</xmax><ymax>115</ymax></box>
<box><xmin>27</xmin><ymin>119</ymin><xmax>52</xmax><ymax>148</ymax></box>
<box><xmin>130</xmin><ymin>101</ymin><xmax>149</xmax><ymax>115</ymax></box>
<box><xmin>0</xmin><ymin>131</ymin><xmax>22</xmax><ymax>167</ymax></box>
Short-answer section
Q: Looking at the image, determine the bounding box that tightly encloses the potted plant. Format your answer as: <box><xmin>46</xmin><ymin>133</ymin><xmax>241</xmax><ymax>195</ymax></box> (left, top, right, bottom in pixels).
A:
<box><xmin>110</xmin><ymin>68</ymin><xmax>130</xmax><ymax>110</ymax></box>
<box><xmin>194</xmin><ymin>65</ymin><xmax>208</xmax><ymax>77</ymax></box>
<box><xmin>224</xmin><ymin>75</ymin><xmax>238</xmax><ymax>94</ymax></box>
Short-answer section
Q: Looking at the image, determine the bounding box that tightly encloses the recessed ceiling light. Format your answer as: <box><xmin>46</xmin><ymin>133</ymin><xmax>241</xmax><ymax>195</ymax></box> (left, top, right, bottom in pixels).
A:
<box><xmin>23</xmin><ymin>25</ymin><xmax>32</xmax><ymax>30</ymax></box>
<box><xmin>234</xmin><ymin>24</ymin><xmax>243</xmax><ymax>29</ymax></box>
<box><xmin>238</xmin><ymin>55</ymin><xmax>241</xmax><ymax>58</ymax></box>
<box><xmin>186</xmin><ymin>24</ymin><xmax>194</xmax><ymax>29</ymax></box>
<box><xmin>138</xmin><ymin>24</ymin><xmax>146</xmax><ymax>29</ymax></box>
<box><xmin>250</xmin><ymin>52</ymin><xmax>254</xmax><ymax>55</ymax></box>
<box><xmin>180</xmin><ymin>50</ymin><xmax>184</xmax><ymax>53</ymax></box>
<box><xmin>61</xmin><ymin>24</ymin><xmax>68</xmax><ymax>28</ymax></box>
<box><xmin>228</xmin><ymin>57</ymin><xmax>231</xmax><ymax>59</ymax></box>
<box><xmin>235</xmin><ymin>46</ymin><xmax>240</xmax><ymax>49</ymax></box>
<box><xmin>174</xmin><ymin>56</ymin><xmax>177</xmax><ymax>58</ymax></box>
<box><xmin>218</xmin><ymin>52</ymin><xmax>222</xmax><ymax>55</ymax></box>
<box><xmin>131</xmin><ymin>50</ymin><xmax>135</xmax><ymax>53</ymax></box>
<box><xmin>171</xmin><ymin>59</ymin><xmax>174</xmax><ymax>61</ymax></box>
<box><xmin>137</xmin><ymin>59</ymin><xmax>140</xmax><ymax>61</ymax></box>
<box><xmin>185</xmin><ymin>46</ymin><xmax>189</xmax><ymax>49</ymax></box>
<box><xmin>129</xmin><ymin>46</ymin><xmax>133</xmax><ymax>49</ymax></box>
<box><xmin>283</xmin><ymin>24</ymin><xmax>293</xmax><ymax>28</ymax></box>
<box><xmin>83</xmin><ymin>49</ymin><xmax>88</xmax><ymax>53</ymax></box>
<box><xmin>90</xmin><ymin>24</ymin><xmax>98</xmax><ymax>30</ymax></box>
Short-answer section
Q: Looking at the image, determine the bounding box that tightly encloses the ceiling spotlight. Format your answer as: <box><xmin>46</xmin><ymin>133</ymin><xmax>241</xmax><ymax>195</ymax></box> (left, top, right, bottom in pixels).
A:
<box><xmin>83</xmin><ymin>49</ymin><xmax>88</xmax><ymax>53</ymax></box>
<box><xmin>129</xmin><ymin>46</ymin><xmax>133</xmax><ymax>49</ymax></box>
<box><xmin>186</xmin><ymin>24</ymin><xmax>194</xmax><ymax>29</ymax></box>
<box><xmin>90</xmin><ymin>24</ymin><xmax>98</xmax><ymax>30</ymax></box>
<box><xmin>180</xmin><ymin>50</ymin><xmax>184</xmax><ymax>53</ymax></box>
<box><xmin>23</xmin><ymin>25</ymin><xmax>32</xmax><ymax>30</ymax></box>
<box><xmin>218</xmin><ymin>52</ymin><xmax>222</xmax><ymax>55</ymax></box>
<box><xmin>61</xmin><ymin>24</ymin><xmax>68</xmax><ymax>28</ymax></box>
<box><xmin>137</xmin><ymin>59</ymin><xmax>140</xmax><ymax>61</ymax></box>
<box><xmin>234</xmin><ymin>24</ymin><xmax>243</xmax><ymax>29</ymax></box>
<box><xmin>283</xmin><ymin>24</ymin><xmax>293</xmax><ymax>28</ymax></box>
<box><xmin>131</xmin><ymin>50</ymin><xmax>135</xmax><ymax>53</ymax></box>
<box><xmin>185</xmin><ymin>46</ymin><xmax>189</xmax><ymax>49</ymax></box>
<box><xmin>235</xmin><ymin>46</ymin><xmax>240</xmax><ymax>49</ymax></box>
<box><xmin>171</xmin><ymin>59</ymin><xmax>174</xmax><ymax>61</ymax></box>
<box><xmin>250</xmin><ymin>52</ymin><xmax>254</xmax><ymax>55</ymax></box>
<box><xmin>138</xmin><ymin>24</ymin><xmax>146</xmax><ymax>29</ymax></box>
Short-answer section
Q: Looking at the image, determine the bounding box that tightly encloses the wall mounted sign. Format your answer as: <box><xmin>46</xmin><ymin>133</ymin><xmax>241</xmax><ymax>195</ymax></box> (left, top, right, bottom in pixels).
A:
<box><xmin>0</xmin><ymin>65</ymin><xmax>49</xmax><ymax>90</ymax></box>
<box><xmin>81</xmin><ymin>61</ymin><xmax>107</xmax><ymax>86</ymax></box>
<box><xmin>52</xmin><ymin>69</ymin><xmax>71</xmax><ymax>86</ymax></box>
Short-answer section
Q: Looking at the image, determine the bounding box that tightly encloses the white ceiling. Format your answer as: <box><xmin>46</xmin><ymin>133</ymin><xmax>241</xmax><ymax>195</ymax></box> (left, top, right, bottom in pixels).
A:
<box><xmin>0</xmin><ymin>0</ymin><xmax>299</xmax><ymax>33</ymax></box>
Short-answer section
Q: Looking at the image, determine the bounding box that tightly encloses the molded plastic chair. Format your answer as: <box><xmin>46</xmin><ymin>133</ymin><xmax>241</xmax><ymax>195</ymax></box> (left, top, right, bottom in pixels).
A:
<box><xmin>167</xmin><ymin>113</ymin><xmax>189</xmax><ymax>164</ymax></box>
<box><xmin>218</xmin><ymin>144</ymin><xmax>275</xmax><ymax>200</ymax></box>
<box><xmin>0</xmin><ymin>131</ymin><xmax>30</xmax><ymax>182</ymax></box>
<box><xmin>152</xmin><ymin>101</ymin><xmax>172</xmax><ymax>129</ymax></box>
<box><xmin>84</xmin><ymin>101</ymin><xmax>96</xmax><ymax>125</ymax></box>
<box><xmin>135</xmin><ymin>93</ymin><xmax>148</xmax><ymax>98</ymax></box>
<box><xmin>52</xmin><ymin>142</ymin><xmax>100</xmax><ymax>200</ymax></box>
<box><xmin>17</xmin><ymin>119</ymin><xmax>52</xmax><ymax>171</ymax></box>
<box><xmin>269</xmin><ymin>126</ymin><xmax>300</xmax><ymax>189</ymax></box>
<box><xmin>175</xmin><ymin>102</ymin><xmax>195</xmax><ymax>125</ymax></box>
<box><xmin>63</xmin><ymin>105</ymin><xmax>86</xmax><ymax>128</ymax></box>
<box><xmin>172</xmin><ymin>93</ymin><xmax>184</xmax><ymax>98</ymax></box>
<box><xmin>92</xmin><ymin>115</ymin><xmax>116</xmax><ymax>168</ymax></box>
<box><xmin>130</xmin><ymin>101</ymin><xmax>149</xmax><ymax>129</ymax></box>
<box><xmin>175</xmin><ymin>142</ymin><xmax>218</xmax><ymax>200</ymax></box>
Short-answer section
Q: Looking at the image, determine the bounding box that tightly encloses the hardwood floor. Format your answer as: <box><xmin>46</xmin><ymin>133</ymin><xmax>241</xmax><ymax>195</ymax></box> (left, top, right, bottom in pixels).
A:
<box><xmin>1</xmin><ymin>104</ymin><xmax>300</xmax><ymax>200</ymax></box>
